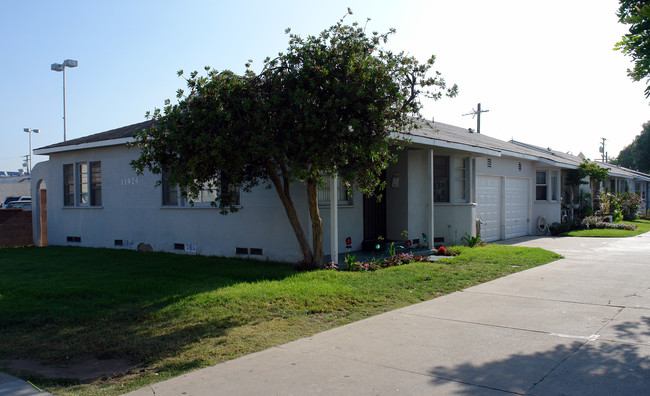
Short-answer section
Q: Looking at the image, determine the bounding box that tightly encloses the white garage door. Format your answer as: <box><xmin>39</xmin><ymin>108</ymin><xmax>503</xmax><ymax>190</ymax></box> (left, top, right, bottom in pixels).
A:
<box><xmin>477</xmin><ymin>176</ymin><xmax>530</xmax><ymax>242</ymax></box>
<box><xmin>505</xmin><ymin>178</ymin><xmax>529</xmax><ymax>239</ymax></box>
<box><xmin>476</xmin><ymin>176</ymin><xmax>502</xmax><ymax>242</ymax></box>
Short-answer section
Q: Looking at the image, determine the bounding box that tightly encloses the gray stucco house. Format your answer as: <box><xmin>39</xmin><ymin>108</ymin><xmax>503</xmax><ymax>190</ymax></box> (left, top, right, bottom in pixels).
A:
<box><xmin>30</xmin><ymin>120</ymin><xmax>648</xmax><ymax>263</ymax></box>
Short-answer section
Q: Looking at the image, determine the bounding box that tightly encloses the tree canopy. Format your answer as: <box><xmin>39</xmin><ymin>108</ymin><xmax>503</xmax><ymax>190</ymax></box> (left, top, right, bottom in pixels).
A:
<box><xmin>131</xmin><ymin>10</ymin><xmax>457</xmax><ymax>268</ymax></box>
<box><xmin>611</xmin><ymin>121</ymin><xmax>650</xmax><ymax>172</ymax></box>
<box><xmin>615</xmin><ymin>1</ymin><xmax>650</xmax><ymax>98</ymax></box>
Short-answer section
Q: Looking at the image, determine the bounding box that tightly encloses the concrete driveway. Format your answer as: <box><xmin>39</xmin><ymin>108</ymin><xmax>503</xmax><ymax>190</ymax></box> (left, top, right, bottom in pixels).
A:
<box><xmin>120</xmin><ymin>233</ymin><xmax>650</xmax><ymax>395</ymax></box>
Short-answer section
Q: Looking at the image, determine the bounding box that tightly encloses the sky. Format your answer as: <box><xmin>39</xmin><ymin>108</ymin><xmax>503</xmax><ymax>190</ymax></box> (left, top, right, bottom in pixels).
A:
<box><xmin>1</xmin><ymin>0</ymin><xmax>649</xmax><ymax>172</ymax></box>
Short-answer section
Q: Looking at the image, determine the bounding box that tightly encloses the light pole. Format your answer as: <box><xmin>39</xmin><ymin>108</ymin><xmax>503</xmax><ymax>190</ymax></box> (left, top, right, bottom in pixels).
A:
<box><xmin>51</xmin><ymin>59</ymin><xmax>78</xmax><ymax>141</ymax></box>
<box><xmin>23</xmin><ymin>128</ymin><xmax>40</xmax><ymax>174</ymax></box>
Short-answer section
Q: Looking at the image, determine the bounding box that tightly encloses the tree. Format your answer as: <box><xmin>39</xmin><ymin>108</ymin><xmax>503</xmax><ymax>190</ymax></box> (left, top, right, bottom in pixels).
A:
<box><xmin>612</xmin><ymin>121</ymin><xmax>650</xmax><ymax>172</ymax></box>
<box><xmin>565</xmin><ymin>160</ymin><xmax>610</xmax><ymax>213</ymax></box>
<box><xmin>131</xmin><ymin>10</ymin><xmax>457</xmax><ymax>268</ymax></box>
<box><xmin>615</xmin><ymin>1</ymin><xmax>650</xmax><ymax>98</ymax></box>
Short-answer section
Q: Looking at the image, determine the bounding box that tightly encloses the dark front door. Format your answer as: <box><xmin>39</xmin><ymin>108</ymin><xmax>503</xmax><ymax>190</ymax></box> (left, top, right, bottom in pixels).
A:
<box><xmin>363</xmin><ymin>193</ymin><xmax>387</xmax><ymax>241</ymax></box>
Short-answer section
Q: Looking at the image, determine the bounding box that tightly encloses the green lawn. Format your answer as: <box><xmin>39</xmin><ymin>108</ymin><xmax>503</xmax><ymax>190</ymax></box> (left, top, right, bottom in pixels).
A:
<box><xmin>0</xmin><ymin>245</ymin><xmax>561</xmax><ymax>395</ymax></box>
<box><xmin>560</xmin><ymin>219</ymin><xmax>650</xmax><ymax>237</ymax></box>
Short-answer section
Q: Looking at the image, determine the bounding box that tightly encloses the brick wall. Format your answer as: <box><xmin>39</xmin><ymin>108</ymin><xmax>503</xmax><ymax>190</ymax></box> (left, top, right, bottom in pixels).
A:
<box><xmin>0</xmin><ymin>209</ymin><xmax>33</xmax><ymax>247</ymax></box>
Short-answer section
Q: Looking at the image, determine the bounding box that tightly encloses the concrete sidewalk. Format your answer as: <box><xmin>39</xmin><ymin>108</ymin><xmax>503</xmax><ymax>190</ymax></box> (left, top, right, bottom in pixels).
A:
<box><xmin>122</xmin><ymin>233</ymin><xmax>650</xmax><ymax>395</ymax></box>
<box><xmin>0</xmin><ymin>372</ymin><xmax>51</xmax><ymax>395</ymax></box>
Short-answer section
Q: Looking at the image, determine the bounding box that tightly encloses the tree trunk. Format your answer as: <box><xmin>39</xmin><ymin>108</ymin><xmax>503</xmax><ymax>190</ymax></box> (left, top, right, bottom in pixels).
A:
<box><xmin>265</xmin><ymin>160</ymin><xmax>314</xmax><ymax>265</ymax></box>
<box><xmin>307</xmin><ymin>177</ymin><xmax>324</xmax><ymax>268</ymax></box>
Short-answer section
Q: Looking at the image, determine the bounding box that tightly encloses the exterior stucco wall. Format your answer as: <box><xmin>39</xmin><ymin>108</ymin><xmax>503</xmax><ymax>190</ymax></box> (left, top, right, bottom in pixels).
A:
<box><xmin>319</xmin><ymin>188</ymin><xmax>364</xmax><ymax>255</ymax></box>
<box><xmin>407</xmin><ymin>149</ymin><xmax>433</xmax><ymax>244</ymax></box>
<box><xmin>36</xmin><ymin>144</ymin><xmax>318</xmax><ymax>262</ymax></box>
<box><xmin>433</xmin><ymin>204</ymin><xmax>476</xmax><ymax>245</ymax></box>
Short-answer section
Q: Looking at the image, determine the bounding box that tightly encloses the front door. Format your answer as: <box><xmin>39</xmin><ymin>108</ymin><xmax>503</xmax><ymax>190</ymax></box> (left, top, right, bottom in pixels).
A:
<box><xmin>363</xmin><ymin>193</ymin><xmax>386</xmax><ymax>241</ymax></box>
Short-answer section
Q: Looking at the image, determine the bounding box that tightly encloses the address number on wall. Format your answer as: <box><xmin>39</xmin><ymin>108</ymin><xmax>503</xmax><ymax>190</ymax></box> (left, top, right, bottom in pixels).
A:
<box><xmin>121</xmin><ymin>177</ymin><xmax>139</xmax><ymax>186</ymax></box>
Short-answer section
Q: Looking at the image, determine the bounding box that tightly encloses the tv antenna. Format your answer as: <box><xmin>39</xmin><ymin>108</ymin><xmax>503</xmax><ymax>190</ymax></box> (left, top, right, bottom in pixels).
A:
<box><xmin>463</xmin><ymin>103</ymin><xmax>490</xmax><ymax>134</ymax></box>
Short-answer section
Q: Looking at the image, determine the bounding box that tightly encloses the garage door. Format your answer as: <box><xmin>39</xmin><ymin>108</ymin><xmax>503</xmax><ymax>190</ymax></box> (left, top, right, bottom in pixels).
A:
<box><xmin>505</xmin><ymin>178</ymin><xmax>529</xmax><ymax>239</ymax></box>
<box><xmin>476</xmin><ymin>176</ymin><xmax>502</xmax><ymax>242</ymax></box>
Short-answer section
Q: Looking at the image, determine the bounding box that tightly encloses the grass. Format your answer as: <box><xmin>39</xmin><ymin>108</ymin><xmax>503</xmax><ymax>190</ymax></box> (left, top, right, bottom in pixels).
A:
<box><xmin>0</xmin><ymin>245</ymin><xmax>561</xmax><ymax>395</ymax></box>
<box><xmin>560</xmin><ymin>218</ymin><xmax>650</xmax><ymax>237</ymax></box>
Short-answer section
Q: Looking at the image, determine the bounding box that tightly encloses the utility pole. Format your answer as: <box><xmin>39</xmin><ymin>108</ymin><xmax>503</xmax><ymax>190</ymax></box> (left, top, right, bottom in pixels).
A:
<box><xmin>463</xmin><ymin>103</ymin><xmax>490</xmax><ymax>134</ymax></box>
<box><xmin>599</xmin><ymin>138</ymin><xmax>606</xmax><ymax>163</ymax></box>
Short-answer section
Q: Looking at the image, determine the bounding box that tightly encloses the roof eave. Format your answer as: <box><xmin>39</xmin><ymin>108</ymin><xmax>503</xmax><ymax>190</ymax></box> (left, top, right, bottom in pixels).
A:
<box><xmin>392</xmin><ymin>133</ymin><xmax>502</xmax><ymax>156</ymax></box>
<box><xmin>34</xmin><ymin>137</ymin><xmax>135</xmax><ymax>155</ymax></box>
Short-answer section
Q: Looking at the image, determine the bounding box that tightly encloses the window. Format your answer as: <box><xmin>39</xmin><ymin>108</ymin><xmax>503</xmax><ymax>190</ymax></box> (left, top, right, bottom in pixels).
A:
<box><xmin>454</xmin><ymin>157</ymin><xmax>468</xmax><ymax>202</ymax></box>
<box><xmin>536</xmin><ymin>171</ymin><xmax>548</xmax><ymax>201</ymax></box>
<box><xmin>550</xmin><ymin>170</ymin><xmax>559</xmax><ymax>201</ymax></box>
<box><xmin>610</xmin><ymin>179</ymin><xmax>616</xmax><ymax>192</ymax></box>
<box><xmin>318</xmin><ymin>178</ymin><xmax>353</xmax><ymax>206</ymax></box>
<box><xmin>434</xmin><ymin>156</ymin><xmax>449</xmax><ymax>203</ymax></box>
<box><xmin>63</xmin><ymin>162</ymin><xmax>102</xmax><ymax>207</ymax></box>
<box><xmin>162</xmin><ymin>172</ymin><xmax>240</xmax><ymax>207</ymax></box>
<box><xmin>78</xmin><ymin>163</ymin><xmax>89</xmax><ymax>204</ymax></box>
<box><xmin>162</xmin><ymin>172</ymin><xmax>178</xmax><ymax>206</ymax></box>
<box><xmin>63</xmin><ymin>164</ymin><xmax>74</xmax><ymax>206</ymax></box>
<box><xmin>90</xmin><ymin>162</ymin><xmax>102</xmax><ymax>206</ymax></box>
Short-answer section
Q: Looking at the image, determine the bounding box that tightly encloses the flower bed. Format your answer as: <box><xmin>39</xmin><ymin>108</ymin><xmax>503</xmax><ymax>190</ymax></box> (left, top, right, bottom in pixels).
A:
<box><xmin>581</xmin><ymin>216</ymin><xmax>637</xmax><ymax>231</ymax></box>
<box><xmin>326</xmin><ymin>245</ymin><xmax>458</xmax><ymax>272</ymax></box>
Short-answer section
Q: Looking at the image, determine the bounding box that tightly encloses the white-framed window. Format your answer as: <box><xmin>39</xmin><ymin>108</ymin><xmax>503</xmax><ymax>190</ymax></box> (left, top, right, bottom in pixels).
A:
<box><xmin>536</xmin><ymin>171</ymin><xmax>548</xmax><ymax>201</ymax></box>
<box><xmin>318</xmin><ymin>178</ymin><xmax>353</xmax><ymax>206</ymax></box>
<box><xmin>550</xmin><ymin>170</ymin><xmax>559</xmax><ymax>201</ymax></box>
<box><xmin>454</xmin><ymin>156</ymin><xmax>469</xmax><ymax>203</ymax></box>
<box><xmin>536</xmin><ymin>170</ymin><xmax>559</xmax><ymax>202</ymax></box>
<box><xmin>162</xmin><ymin>172</ymin><xmax>240</xmax><ymax>207</ymax></box>
<box><xmin>63</xmin><ymin>162</ymin><xmax>102</xmax><ymax>207</ymax></box>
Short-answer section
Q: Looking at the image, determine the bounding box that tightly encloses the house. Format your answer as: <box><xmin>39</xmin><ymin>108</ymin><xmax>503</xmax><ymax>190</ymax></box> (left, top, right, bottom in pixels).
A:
<box><xmin>30</xmin><ymin>119</ymin><xmax>643</xmax><ymax>263</ymax></box>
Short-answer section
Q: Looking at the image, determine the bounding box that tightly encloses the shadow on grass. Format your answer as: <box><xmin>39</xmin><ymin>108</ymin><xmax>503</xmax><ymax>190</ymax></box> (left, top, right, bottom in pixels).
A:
<box><xmin>0</xmin><ymin>246</ymin><xmax>296</xmax><ymax>370</ymax></box>
<box><xmin>428</xmin><ymin>318</ymin><xmax>650</xmax><ymax>394</ymax></box>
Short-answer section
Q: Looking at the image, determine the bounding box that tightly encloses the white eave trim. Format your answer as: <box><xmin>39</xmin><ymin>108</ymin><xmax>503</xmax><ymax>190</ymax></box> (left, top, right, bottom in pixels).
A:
<box><xmin>34</xmin><ymin>137</ymin><xmax>135</xmax><ymax>155</ymax></box>
<box><xmin>392</xmin><ymin>133</ymin><xmax>501</xmax><ymax>156</ymax></box>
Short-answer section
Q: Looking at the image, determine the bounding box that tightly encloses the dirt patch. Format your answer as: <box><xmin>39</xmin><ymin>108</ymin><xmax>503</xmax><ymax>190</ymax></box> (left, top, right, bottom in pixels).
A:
<box><xmin>0</xmin><ymin>358</ymin><xmax>136</xmax><ymax>381</ymax></box>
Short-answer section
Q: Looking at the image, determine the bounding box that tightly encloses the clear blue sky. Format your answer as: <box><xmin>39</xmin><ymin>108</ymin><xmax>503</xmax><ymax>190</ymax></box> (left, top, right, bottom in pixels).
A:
<box><xmin>1</xmin><ymin>0</ymin><xmax>648</xmax><ymax>172</ymax></box>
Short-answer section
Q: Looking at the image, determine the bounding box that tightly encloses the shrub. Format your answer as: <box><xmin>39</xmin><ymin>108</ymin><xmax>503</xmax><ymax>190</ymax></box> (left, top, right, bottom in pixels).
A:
<box><xmin>549</xmin><ymin>222</ymin><xmax>571</xmax><ymax>235</ymax></box>
<box><xmin>462</xmin><ymin>233</ymin><xmax>486</xmax><ymax>247</ymax></box>
<box><xmin>598</xmin><ymin>191</ymin><xmax>643</xmax><ymax>221</ymax></box>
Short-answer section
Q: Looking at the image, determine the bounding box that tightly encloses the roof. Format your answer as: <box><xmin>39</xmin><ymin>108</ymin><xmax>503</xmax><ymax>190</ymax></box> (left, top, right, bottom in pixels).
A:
<box><xmin>595</xmin><ymin>161</ymin><xmax>650</xmax><ymax>182</ymax></box>
<box><xmin>403</xmin><ymin>121</ymin><xmax>579</xmax><ymax>168</ymax></box>
<box><xmin>30</xmin><ymin>118</ymin><xmax>650</xmax><ymax>181</ymax></box>
<box><xmin>34</xmin><ymin>120</ymin><xmax>155</xmax><ymax>155</ymax></box>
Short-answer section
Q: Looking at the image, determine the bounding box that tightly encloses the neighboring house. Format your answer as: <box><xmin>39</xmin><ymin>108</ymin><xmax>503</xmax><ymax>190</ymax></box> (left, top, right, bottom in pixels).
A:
<box><xmin>510</xmin><ymin>142</ymin><xmax>650</xmax><ymax>216</ymax></box>
<box><xmin>32</xmin><ymin>119</ymin><xmax>617</xmax><ymax>262</ymax></box>
<box><xmin>597</xmin><ymin>162</ymin><xmax>650</xmax><ymax>213</ymax></box>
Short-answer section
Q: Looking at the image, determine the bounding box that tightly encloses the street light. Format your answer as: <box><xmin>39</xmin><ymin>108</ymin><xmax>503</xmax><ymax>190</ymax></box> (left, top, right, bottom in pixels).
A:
<box><xmin>51</xmin><ymin>59</ymin><xmax>78</xmax><ymax>141</ymax></box>
<box><xmin>23</xmin><ymin>128</ymin><xmax>40</xmax><ymax>174</ymax></box>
